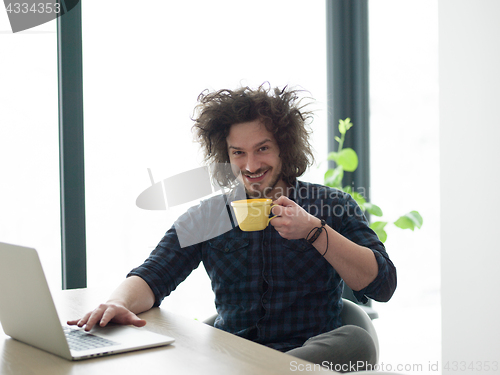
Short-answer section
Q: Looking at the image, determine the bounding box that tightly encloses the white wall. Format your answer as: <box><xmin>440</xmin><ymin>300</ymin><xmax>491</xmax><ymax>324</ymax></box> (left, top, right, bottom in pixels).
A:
<box><xmin>439</xmin><ymin>0</ymin><xmax>500</xmax><ymax>372</ymax></box>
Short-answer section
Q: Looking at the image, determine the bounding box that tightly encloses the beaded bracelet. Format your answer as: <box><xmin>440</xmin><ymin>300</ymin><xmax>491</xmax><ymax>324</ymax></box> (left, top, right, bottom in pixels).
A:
<box><xmin>306</xmin><ymin>219</ymin><xmax>329</xmax><ymax>256</ymax></box>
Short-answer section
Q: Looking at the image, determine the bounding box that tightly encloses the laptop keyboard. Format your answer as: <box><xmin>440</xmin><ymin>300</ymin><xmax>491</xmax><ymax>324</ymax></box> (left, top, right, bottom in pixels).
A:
<box><xmin>64</xmin><ymin>327</ymin><xmax>119</xmax><ymax>351</ymax></box>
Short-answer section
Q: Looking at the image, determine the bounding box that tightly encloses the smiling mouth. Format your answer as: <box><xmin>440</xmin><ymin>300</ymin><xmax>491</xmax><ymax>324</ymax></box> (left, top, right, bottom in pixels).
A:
<box><xmin>244</xmin><ymin>169</ymin><xmax>269</xmax><ymax>182</ymax></box>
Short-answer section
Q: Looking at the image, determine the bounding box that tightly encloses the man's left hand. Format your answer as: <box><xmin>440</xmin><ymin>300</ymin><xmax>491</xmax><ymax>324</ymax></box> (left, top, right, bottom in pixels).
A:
<box><xmin>270</xmin><ymin>196</ymin><xmax>320</xmax><ymax>240</ymax></box>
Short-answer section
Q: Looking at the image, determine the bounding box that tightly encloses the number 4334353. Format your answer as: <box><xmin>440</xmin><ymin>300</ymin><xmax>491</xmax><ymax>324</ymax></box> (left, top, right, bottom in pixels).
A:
<box><xmin>5</xmin><ymin>2</ymin><xmax>61</xmax><ymax>14</ymax></box>
<box><xmin>443</xmin><ymin>361</ymin><xmax>498</xmax><ymax>372</ymax></box>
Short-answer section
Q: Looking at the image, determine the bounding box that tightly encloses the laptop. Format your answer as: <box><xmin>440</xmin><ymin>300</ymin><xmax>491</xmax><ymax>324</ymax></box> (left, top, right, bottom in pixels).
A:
<box><xmin>0</xmin><ymin>242</ymin><xmax>175</xmax><ymax>360</ymax></box>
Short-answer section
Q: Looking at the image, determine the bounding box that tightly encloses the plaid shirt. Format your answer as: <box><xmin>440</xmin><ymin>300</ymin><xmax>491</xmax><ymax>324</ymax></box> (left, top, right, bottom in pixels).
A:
<box><xmin>128</xmin><ymin>180</ymin><xmax>396</xmax><ymax>351</ymax></box>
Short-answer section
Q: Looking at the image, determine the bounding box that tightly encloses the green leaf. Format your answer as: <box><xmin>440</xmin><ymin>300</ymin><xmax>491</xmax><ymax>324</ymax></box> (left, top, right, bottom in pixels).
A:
<box><xmin>344</xmin><ymin>118</ymin><xmax>353</xmax><ymax>132</ymax></box>
<box><xmin>393</xmin><ymin>216</ymin><xmax>415</xmax><ymax>230</ymax></box>
<box><xmin>342</xmin><ymin>187</ymin><xmax>368</xmax><ymax>211</ymax></box>
<box><xmin>324</xmin><ymin>167</ymin><xmax>344</xmax><ymax>188</ymax></box>
<box><xmin>327</xmin><ymin>151</ymin><xmax>339</xmax><ymax>161</ymax></box>
<box><xmin>339</xmin><ymin>120</ymin><xmax>346</xmax><ymax>134</ymax></box>
<box><xmin>350</xmin><ymin>191</ymin><xmax>366</xmax><ymax>208</ymax></box>
<box><xmin>370</xmin><ymin>221</ymin><xmax>388</xmax><ymax>243</ymax></box>
<box><xmin>328</xmin><ymin>148</ymin><xmax>358</xmax><ymax>172</ymax></box>
<box><xmin>409</xmin><ymin>211</ymin><xmax>423</xmax><ymax>228</ymax></box>
<box><xmin>338</xmin><ymin>118</ymin><xmax>353</xmax><ymax>135</ymax></box>
<box><xmin>370</xmin><ymin>221</ymin><xmax>387</xmax><ymax>231</ymax></box>
<box><xmin>334</xmin><ymin>136</ymin><xmax>341</xmax><ymax>143</ymax></box>
<box><xmin>394</xmin><ymin>211</ymin><xmax>423</xmax><ymax>231</ymax></box>
<box><xmin>336</xmin><ymin>148</ymin><xmax>358</xmax><ymax>172</ymax></box>
<box><xmin>364</xmin><ymin>202</ymin><xmax>383</xmax><ymax>217</ymax></box>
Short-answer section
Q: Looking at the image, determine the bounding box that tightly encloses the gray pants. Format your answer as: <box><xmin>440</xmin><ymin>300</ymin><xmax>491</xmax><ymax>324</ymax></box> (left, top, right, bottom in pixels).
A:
<box><xmin>286</xmin><ymin>325</ymin><xmax>377</xmax><ymax>373</ymax></box>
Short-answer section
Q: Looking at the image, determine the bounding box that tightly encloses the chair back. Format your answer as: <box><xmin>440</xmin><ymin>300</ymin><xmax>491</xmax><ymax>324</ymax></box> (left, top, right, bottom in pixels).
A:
<box><xmin>203</xmin><ymin>297</ymin><xmax>381</xmax><ymax>363</ymax></box>
<box><xmin>340</xmin><ymin>298</ymin><xmax>379</xmax><ymax>362</ymax></box>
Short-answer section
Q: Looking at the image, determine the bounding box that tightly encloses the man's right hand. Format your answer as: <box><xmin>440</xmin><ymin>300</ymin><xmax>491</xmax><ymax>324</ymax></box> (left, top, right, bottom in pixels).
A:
<box><xmin>67</xmin><ymin>302</ymin><xmax>147</xmax><ymax>331</ymax></box>
<box><xmin>66</xmin><ymin>276</ymin><xmax>155</xmax><ymax>331</ymax></box>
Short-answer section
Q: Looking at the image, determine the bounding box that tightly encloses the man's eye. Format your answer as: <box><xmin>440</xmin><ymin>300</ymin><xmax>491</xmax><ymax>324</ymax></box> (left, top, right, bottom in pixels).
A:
<box><xmin>233</xmin><ymin>151</ymin><xmax>243</xmax><ymax>156</ymax></box>
<box><xmin>259</xmin><ymin>146</ymin><xmax>269</xmax><ymax>152</ymax></box>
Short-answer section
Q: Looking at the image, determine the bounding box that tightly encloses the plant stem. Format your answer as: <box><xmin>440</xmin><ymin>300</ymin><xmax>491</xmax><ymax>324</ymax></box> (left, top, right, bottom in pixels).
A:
<box><xmin>337</xmin><ymin>132</ymin><xmax>345</xmax><ymax>153</ymax></box>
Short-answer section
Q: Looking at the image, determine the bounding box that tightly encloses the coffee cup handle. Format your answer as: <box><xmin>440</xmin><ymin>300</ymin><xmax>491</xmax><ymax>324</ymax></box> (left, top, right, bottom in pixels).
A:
<box><xmin>268</xmin><ymin>204</ymin><xmax>280</xmax><ymax>224</ymax></box>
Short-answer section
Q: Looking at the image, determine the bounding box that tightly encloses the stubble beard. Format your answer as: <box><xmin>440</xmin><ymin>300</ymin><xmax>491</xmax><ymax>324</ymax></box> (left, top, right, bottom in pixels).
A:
<box><xmin>245</xmin><ymin>169</ymin><xmax>283</xmax><ymax>199</ymax></box>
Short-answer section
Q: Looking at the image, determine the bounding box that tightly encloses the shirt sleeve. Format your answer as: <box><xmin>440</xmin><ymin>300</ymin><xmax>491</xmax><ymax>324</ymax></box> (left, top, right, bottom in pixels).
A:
<box><xmin>126</xmin><ymin>193</ymin><xmax>235</xmax><ymax>307</ymax></box>
<box><xmin>335</xmin><ymin>192</ymin><xmax>397</xmax><ymax>303</ymax></box>
<box><xmin>127</xmin><ymin>224</ymin><xmax>203</xmax><ymax>307</ymax></box>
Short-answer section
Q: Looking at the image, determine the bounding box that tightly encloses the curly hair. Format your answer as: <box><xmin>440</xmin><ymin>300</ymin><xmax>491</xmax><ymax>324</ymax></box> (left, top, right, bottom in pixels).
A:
<box><xmin>192</xmin><ymin>83</ymin><xmax>315</xmax><ymax>187</ymax></box>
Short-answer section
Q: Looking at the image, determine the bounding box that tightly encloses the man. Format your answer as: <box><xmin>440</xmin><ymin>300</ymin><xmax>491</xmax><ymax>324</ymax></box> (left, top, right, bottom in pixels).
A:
<box><xmin>69</xmin><ymin>85</ymin><xmax>396</xmax><ymax>371</ymax></box>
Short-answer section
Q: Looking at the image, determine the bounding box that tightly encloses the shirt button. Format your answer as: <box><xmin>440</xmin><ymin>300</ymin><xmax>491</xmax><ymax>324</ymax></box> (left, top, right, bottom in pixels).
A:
<box><xmin>224</xmin><ymin>248</ymin><xmax>230</xmax><ymax>252</ymax></box>
<box><xmin>262</xmin><ymin>298</ymin><xmax>268</xmax><ymax>304</ymax></box>
<box><xmin>263</xmin><ymin>241</ymin><xmax>268</xmax><ymax>247</ymax></box>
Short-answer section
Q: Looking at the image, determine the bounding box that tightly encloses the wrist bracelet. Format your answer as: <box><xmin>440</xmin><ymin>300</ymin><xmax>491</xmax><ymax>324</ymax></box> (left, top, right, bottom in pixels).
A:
<box><xmin>306</xmin><ymin>219</ymin><xmax>325</xmax><ymax>244</ymax></box>
<box><xmin>306</xmin><ymin>219</ymin><xmax>329</xmax><ymax>257</ymax></box>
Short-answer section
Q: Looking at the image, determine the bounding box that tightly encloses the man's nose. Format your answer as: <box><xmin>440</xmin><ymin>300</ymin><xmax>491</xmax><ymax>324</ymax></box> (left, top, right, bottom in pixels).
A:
<box><xmin>244</xmin><ymin>154</ymin><xmax>261</xmax><ymax>173</ymax></box>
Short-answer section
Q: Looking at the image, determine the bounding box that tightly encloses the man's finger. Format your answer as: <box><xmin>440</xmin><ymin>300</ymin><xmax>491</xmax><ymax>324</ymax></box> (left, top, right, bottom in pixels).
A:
<box><xmin>100</xmin><ymin>306</ymin><xmax>146</xmax><ymax>328</ymax></box>
<box><xmin>68</xmin><ymin>310</ymin><xmax>92</xmax><ymax>328</ymax></box>
<box><xmin>271</xmin><ymin>205</ymin><xmax>285</xmax><ymax>216</ymax></box>
<box><xmin>273</xmin><ymin>195</ymin><xmax>294</xmax><ymax>207</ymax></box>
<box><xmin>84</xmin><ymin>304</ymin><xmax>109</xmax><ymax>331</ymax></box>
<box><xmin>99</xmin><ymin>307</ymin><xmax>117</xmax><ymax>327</ymax></box>
<box><xmin>131</xmin><ymin>316</ymin><xmax>147</xmax><ymax>327</ymax></box>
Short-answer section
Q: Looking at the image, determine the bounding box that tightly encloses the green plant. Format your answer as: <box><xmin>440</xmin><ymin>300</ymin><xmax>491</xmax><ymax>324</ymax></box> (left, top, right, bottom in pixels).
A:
<box><xmin>324</xmin><ymin>118</ymin><xmax>423</xmax><ymax>242</ymax></box>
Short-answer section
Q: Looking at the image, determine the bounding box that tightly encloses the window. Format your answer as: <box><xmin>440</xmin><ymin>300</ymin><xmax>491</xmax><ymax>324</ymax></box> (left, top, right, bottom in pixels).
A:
<box><xmin>0</xmin><ymin>15</ymin><xmax>60</xmax><ymax>290</ymax></box>
<box><xmin>81</xmin><ymin>1</ymin><xmax>327</xmax><ymax>319</ymax></box>
<box><xmin>369</xmin><ymin>0</ymin><xmax>440</xmax><ymax>366</ymax></box>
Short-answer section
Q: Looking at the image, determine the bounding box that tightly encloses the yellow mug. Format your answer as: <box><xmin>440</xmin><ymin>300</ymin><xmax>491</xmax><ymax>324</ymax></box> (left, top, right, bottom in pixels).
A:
<box><xmin>230</xmin><ymin>199</ymin><xmax>278</xmax><ymax>231</ymax></box>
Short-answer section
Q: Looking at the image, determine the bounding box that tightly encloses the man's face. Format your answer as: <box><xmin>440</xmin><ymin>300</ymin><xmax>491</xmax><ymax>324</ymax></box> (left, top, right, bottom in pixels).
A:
<box><xmin>226</xmin><ymin>119</ymin><xmax>287</xmax><ymax>199</ymax></box>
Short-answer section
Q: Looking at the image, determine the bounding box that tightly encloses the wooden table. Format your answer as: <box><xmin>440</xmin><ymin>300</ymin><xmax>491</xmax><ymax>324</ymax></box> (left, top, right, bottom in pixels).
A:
<box><xmin>0</xmin><ymin>288</ymin><xmax>334</xmax><ymax>374</ymax></box>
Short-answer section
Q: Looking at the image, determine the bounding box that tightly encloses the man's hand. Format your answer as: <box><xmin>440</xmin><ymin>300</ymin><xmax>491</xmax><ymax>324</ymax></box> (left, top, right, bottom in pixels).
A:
<box><xmin>270</xmin><ymin>195</ymin><xmax>321</xmax><ymax>240</ymax></box>
<box><xmin>66</xmin><ymin>276</ymin><xmax>154</xmax><ymax>332</ymax></box>
<box><xmin>67</xmin><ymin>302</ymin><xmax>147</xmax><ymax>332</ymax></box>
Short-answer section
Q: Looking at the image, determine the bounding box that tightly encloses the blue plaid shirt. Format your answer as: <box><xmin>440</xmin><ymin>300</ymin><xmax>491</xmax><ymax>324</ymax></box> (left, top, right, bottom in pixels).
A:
<box><xmin>128</xmin><ymin>180</ymin><xmax>396</xmax><ymax>351</ymax></box>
